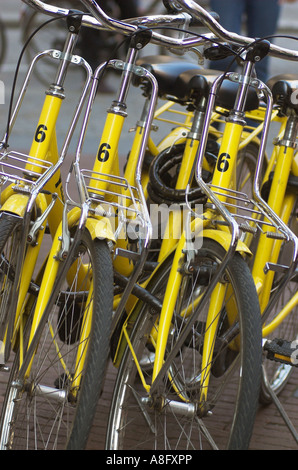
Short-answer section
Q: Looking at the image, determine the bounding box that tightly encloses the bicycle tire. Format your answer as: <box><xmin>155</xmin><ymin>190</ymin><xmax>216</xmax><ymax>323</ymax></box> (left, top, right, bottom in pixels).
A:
<box><xmin>106</xmin><ymin>238</ymin><xmax>262</xmax><ymax>450</ymax></box>
<box><xmin>0</xmin><ymin>230</ymin><xmax>113</xmax><ymax>450</ymax></box>
<box><xmin>0</xmin><ymin>214</ymin><xmax>23</xmax><ymax>345</ymax></box>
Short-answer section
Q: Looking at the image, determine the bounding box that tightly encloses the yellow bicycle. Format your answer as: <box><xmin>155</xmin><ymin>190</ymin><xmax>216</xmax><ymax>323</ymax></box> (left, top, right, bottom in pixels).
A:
<box><xmin>106</xmin><ymin>0</ymin><xmax>298</xmax><ymax>450</ymax></box>
<box><xmin>134</xmin><ymin>43</ymin><xmax>298</xmax><ymax>411</ymax></box>
<box><xmin>1</xmin><ymin>0</ymin><xmax>296</xmax><ymax>451</ymax></box>
<box><xmin>0</xmin><ymin>0</ymin><xmax>221</xmax><ymax>450</ymax></box>
<box><xmin>0</xmin><ymin>6</ymin><xmax>118</xmax><ymax>450</ymax></box>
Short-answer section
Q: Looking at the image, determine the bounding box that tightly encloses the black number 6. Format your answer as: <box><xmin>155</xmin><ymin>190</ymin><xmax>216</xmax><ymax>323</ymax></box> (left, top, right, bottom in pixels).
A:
<box><xmin>217</xmin><ymin>152</ymin><xmax>231</xmax><ymax>172</ymax></box>
<box><xmin>97</xmin><ymin>143</ymin><xmax>111</xmax><ymax>162</ymax></box>
<box><xmin>35</xmin><ymin>124</ymin><xmax>48</xmax><ymax>143</ymax></box>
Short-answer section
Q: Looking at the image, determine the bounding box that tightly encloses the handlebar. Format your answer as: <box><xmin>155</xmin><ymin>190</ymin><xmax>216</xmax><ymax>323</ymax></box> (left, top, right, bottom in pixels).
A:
<box><xmin>174</xmin><ymin>0</ymin><xmax>298</xmax><ymax>61</ymax></box>
<box><xmin>22</xmin><ymin>0</ymin><xmax>137</xmax><ymax>33</ymax></box>
<box><xmin>21</xmin><ymin>0</ymin><xmax>219</xmax><ymax>49</ymax></box>
<box><xmin>22</xmin><ymin>0</ymin><xmax>298</xmax><ymax>61</ymax></box>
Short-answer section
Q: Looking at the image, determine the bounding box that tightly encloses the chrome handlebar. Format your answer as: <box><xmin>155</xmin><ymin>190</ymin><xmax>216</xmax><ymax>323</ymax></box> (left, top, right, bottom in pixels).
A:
<box><xmin>174</xmin><ymin>0</ymin><xmax>298</xmax><ymax>61</ymax></box>
<box><xmin>22</xmin><ymin>0</ymin><xmax>298</xmax><ymax>61</ymax></box>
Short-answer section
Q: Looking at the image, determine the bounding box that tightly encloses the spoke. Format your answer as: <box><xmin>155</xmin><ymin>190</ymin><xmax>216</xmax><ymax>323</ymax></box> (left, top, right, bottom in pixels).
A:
<box><xmin>131</xmin><ymin>388</ymin><xmax>156</xmax><ymax>434</ymax></box>
<box><xmin>194</xmin><ymin>416</ymin><xmax>218</xmax><ymax>450</ymax></box>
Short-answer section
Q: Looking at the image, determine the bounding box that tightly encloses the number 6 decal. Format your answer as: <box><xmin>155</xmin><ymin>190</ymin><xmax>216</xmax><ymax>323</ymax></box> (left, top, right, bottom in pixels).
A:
<box><xmin>35</xmin><ymin>124</ymin><xmax>48</xmax><ymax>143</ymax></box>
<box><xmin>97</xmin><ymin>143</ymin><xmax>111</xmax><ymax>162</ymax></box>
<box><xmin>217</xmin><ymin>152</ymin><xmax>231</xmax><ymax>172</ymax></box>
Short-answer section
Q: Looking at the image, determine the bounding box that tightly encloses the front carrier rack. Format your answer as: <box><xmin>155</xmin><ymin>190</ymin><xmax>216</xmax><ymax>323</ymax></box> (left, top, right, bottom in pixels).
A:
<box><xmin>67</xmin><ymin>167</ymin><xmax>148</xmax><ymax>244</ymax></box>
<box><xmin>0</xmin><ymin>149</ymin><xmax>54</xmax><ymax>192</ymax></box>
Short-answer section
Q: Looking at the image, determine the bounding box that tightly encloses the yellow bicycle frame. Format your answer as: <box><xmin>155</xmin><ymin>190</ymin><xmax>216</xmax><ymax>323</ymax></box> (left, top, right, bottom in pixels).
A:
<box><xmin>0</xmin><ymin>93</ymin><xmax>65</xmax><ymax>359</ymax></box>
<box><xmin>113</xmin><ymin>107</ymin><xmax>256</xmax><ymax>401</ymax></box>
<box><xmin>111</xmin><ymin>93</ymin><xmax>297</xmax><ymax>410</ymax></box>
<box><xmin>150</xmin><ymin>120</ymin><xmax>251</xmax><ymax>393</ymax></box>
<box><xmin>250</xmin><ymin>119</ymin><xmax>298</xmax><ymax>334</ymax></box>
<box><xmin>0</xmin><ymin>82</ymin><xmax>116</xmax><ymax>375</ymax></box>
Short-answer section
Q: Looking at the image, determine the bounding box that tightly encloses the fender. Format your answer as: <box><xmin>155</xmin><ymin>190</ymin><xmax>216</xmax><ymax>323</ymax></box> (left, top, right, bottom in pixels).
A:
<box><xmin>85</xmin><ymin>216</ymin><xmax>116</xmax><ymax>243</ymax></box>
<box><xmin>0</xmin><ymin>187</ymin><xmax>48</xmax><ymax>218</ymax></box>
<box><xmin>156</xmin><ymin>126</ymin><xmax>188</xmax><ymax>153</ymax></box>
<box><xmin>203</xmin><ymin>229</ymin><xmax>252</xmax><ymax>256</ymax></box>
<box><xmin>112</xmin><ymin>230</ymin><xmax>251</xmax><ymax>367</ymax></box>
<box><xmin>68</xmin><ymin>207</ymin><xmax>116</xmax><ymax>243</ymax></box>
<box><xmin>0</xmin><ymin>193</ymin><xmax>116</xmax><ymax>242</ymax></box>
<box><xmin>67</xmin><ymin>206</ymin><xmax>116</xmax><ymax>243</ymax></box>
<box><xmin>0</xmin><ymin>184</ymin><xmax>20</xmax><ymax>207</ymax></box>
<box><xmin>0</xmin><ymin>193</ymin><xmax>30</xmax><ymax>217</ymax></box>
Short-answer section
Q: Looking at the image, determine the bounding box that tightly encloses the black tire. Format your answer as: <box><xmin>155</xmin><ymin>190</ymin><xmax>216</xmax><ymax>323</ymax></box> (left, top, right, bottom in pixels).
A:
<box><xmin>0</xmin><ymin>230</ymin><xmax>113</xmax><ymax>450</ymax></box>
<box><xmin>106</xmin><ymin>238</ymin><xmax>262</xmax><ymax>450</ymax></box>
<box><xmin>0</xmin><ymin>214</ymin><xmax>23</xmax><ymax>347</ymax></box>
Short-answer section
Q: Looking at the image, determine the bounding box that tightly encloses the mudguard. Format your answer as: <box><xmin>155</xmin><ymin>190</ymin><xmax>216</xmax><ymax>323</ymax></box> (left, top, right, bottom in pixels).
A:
<box><xmin>0</xmin><ymin>188</ymin><xmax>48</xmax><ymax>218</ymax></box>
<box><xmin>67</xmin><ymin>207</ymin><xmax>116</xmax><ymax>243</ymax></box>
<box><xmin>203</xmin><ymin>229</ymin><xmax>252</xmax><ymax>256</ymax></box>
<box><xmin>112</xmin><ymin>229</ymin><xmax>251</xmax><ymax>367</ymax></box>
<box><xmin>0</xmin><ymin>193</ymin><xmax>31</xmax><ymax>217</ymax></box>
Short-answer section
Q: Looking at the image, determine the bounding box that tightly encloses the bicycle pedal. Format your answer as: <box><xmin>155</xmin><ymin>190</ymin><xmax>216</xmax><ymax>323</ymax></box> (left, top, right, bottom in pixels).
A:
<box><xmin>263</xmin><ymin>338</ymin><xmax>298</xmax><ymax>367</ymax></box>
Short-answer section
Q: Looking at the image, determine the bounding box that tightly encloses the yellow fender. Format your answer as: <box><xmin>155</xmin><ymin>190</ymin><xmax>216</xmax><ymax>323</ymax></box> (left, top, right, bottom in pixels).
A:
<box><xmin>112</xmin><ymin>228</ymin><xmax>251</xmax><ymax>367</ymax></box>
<box><xmin>0</xmin><ymin>189</ymin><xmax>48</xmax><ymax>218</ymax></box>
<box><xmin>203</xmin><ymin>229</ymin><xmax>252</xmax><ymax>256</ymax></box>
<box><xmin>67</xmin><ymin>206</ymin><xmax>116</xmax><ymax>243</ymax></box>
<box><xmin>0</xmin><ymin>193</ymin><xmax>30</xmax><ymax>217</ymax></box>
<box><xmin>85</xmin><ymin>216</ymin><xmax>116</xmax><ymax>243</ymax></box>
<box><xmin>0</xmin><ymin>189</ymin><xmax>116</xmax><ymax>243</ymax></box>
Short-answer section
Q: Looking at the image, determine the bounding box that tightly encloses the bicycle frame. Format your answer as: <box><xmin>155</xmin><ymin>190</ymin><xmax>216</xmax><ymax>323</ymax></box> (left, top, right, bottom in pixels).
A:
<box><xmin>62</xmin><ymin>35</ymin><xmax>158</xmax><ymax>336</ymax></box>
<box><xmin>3</xmin><ymin>24</ymin><xmax>161</xmax><ymax>393</ymax></box>
<box><xmin>114</xmin><ymin>48</ymin><xmax>298</xmax><ymax>407</ymax></box>
<box><xmin>0</xmin><ymin>20</ymin><xmax>95</xmax><ymax>365</ymax></box>
<box><xmin>252</xmin><ymin>115</ymin><xmax>298</xmax><ymax>332</ymax></box>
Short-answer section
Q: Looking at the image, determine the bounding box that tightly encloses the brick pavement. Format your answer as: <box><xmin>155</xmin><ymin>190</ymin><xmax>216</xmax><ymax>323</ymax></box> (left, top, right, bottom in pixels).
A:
<box><xmin>83</xmin><ymin>361</ymin><xmax>298</xmax><ymax>450</ymax></box>
<box><xmin>0</xmin><ymin>354</ymin><xmax>298</xmax><ymax>449</ymax></box>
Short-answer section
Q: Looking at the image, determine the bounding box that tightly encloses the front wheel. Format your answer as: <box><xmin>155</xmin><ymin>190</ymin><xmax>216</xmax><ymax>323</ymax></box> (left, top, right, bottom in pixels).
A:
<box><xmin>106</xmin><ymin>238</ymin><xmax>262</xmax><ymax>450</ymax></box>
<box><xmin>0</xmin><ymin>231</ymin><xmax>113</xmax><ymax>450</ymax></box>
